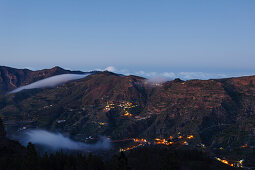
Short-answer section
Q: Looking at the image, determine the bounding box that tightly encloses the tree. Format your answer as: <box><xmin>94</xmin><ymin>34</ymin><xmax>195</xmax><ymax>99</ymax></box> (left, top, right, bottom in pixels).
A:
<box><xmin>0</xmin><ymin>117</ymin><xmax>6</xmax><ymax>137</ymax></box>
<box><xmin>117</xmin><ymin>151</ymin><xmax>130</xmax><ymax>170</ymax></box>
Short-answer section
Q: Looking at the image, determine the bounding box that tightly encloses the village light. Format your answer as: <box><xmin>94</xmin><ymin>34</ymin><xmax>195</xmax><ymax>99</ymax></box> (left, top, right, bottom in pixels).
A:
<box><xmin>187</xmin><ymin>135</ymin><xmax>194</xmax><ymax>139</ymax></box>
<box><xmin>241</xmin><ymin>144</ymin><xmax>248</xmax><ymax>148</ymax></box>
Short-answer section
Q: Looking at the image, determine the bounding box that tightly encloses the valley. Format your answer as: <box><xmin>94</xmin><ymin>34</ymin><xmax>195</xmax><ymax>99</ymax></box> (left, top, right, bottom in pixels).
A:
<box><xmin>1</xmin><ymin>66</ymin><xmax>255</xmax><ymax>168</ymax></box>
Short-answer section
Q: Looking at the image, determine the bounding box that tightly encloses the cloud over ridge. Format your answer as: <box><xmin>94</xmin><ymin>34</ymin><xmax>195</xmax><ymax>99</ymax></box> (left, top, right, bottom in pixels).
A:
<box><xmin>9</xmin><ymin>74</ymin><xmax>89</xmax><ymax>94</ymax></box>
<box><xmin>102</xmin><ymin>66</ymin><xmax>246</xmax><ymax>80</ymax></box>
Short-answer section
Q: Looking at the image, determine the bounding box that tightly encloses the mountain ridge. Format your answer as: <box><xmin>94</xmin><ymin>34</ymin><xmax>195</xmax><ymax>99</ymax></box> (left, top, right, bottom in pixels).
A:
<box><xmin>1</xmin><ymin>66</ymin><xmax>255</xmax><ymax>164</ymax></box>
<box><xmin>0</xmin><ymin>66</ymin><xmax>88</xmax><ymax>95</ymax></box>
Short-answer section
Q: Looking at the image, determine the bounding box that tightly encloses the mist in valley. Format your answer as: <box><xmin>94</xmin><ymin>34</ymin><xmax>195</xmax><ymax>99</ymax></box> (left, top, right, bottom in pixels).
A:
<box><xmin>15</xmin><ymin>129</ymin><xmax>111</xmax><ymax>153</ymax></box>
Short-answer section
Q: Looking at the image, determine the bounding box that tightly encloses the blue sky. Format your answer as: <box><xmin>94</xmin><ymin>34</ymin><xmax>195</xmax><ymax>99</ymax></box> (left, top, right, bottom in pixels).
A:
<box><xmin>1</xmin><ymin>0</ymin><xmax>255</xmax><ymax>79</ymax></box>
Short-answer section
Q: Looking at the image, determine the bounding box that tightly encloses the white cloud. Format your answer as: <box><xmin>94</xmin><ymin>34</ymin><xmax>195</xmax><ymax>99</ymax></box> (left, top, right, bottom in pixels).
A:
<box><xmin>105</xmin><ymin>66</ymin><xmax>116</xmax><ymax>72</ymax></box>
<box><xmin>177</xmin><ymin>72</ymin><xmax>229</xmax><ymax>80</ymax></box>
<box><xmin>135</xmin><ymin>71</ymin><xmax>157</xmax><ymax>77</ymax></box>
<box><xmin>9</xmin><ymin>74</ymin><xmax>89</xmax><ymax>94</ymax></box>
<box><xmin>19</xmin><ymin>130</ymin><xmax>111</xmax><ymax>151</ymax></box>
<box><xmin>161</xmin><ymin>72</ymin><xmax>176</xmax><ymax>79</ymax></box>
<box><xmin>97</xmin><ymin>66</ymin><xmax>245</xmax><ymax>80</ymax></box>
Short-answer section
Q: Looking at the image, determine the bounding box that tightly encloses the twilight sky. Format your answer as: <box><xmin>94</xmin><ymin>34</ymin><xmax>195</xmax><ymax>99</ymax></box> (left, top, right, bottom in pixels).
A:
<box><xmin>1</xmin><ymin>0</ymin><xmax>255</xmax><ymax>79</ymax></box>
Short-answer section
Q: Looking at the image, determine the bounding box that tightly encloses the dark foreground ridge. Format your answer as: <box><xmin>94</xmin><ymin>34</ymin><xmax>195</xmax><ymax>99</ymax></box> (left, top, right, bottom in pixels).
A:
<box><xmin>0</xmin><ymin>116</ymin><xmax>236</xmax><ymax>170</ymax></box>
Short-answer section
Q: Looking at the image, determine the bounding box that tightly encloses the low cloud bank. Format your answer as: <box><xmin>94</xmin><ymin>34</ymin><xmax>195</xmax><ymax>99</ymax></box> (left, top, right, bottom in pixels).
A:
<box><xmin>145</xmin><ymin>77</ymin><xmax>169</xmax><ymax>86</ymax></box>
<box><xmin>9</xmin><ymin>74</ymin><xmax>89</xmax><ymax>94</ymax></box>
<box><xmin>135</xmin><ymin>71</ymin><xmax>243</xmax><ymax>80</ymax></box>
<box><xmin>102</xmin><ymin>66</ymin><xmax>246</xmax><ymax>80</ymax></box>
<box><xmin>19</xmin><ymin>130</ymin><xmax>111</xmax><ymax>151</ymax></box>
<box><xmin>104</xmin><ymin>66</ymin><xmax>116</xmax><ymax>72</ymax></box>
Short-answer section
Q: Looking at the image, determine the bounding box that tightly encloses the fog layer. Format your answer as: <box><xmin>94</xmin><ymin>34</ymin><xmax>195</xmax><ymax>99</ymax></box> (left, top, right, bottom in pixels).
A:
<box><xmin>9</xmin><ymin>74</ymin><xmax>89</xmax><ymax>94</ymax></box>
<box><xmin>19</xmin><ymin>130</ymin><xmax>111</xmax><ymax>151</ymax></box>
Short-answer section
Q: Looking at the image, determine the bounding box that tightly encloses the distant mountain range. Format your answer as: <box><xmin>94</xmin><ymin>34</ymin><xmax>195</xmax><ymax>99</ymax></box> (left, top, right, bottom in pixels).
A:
<box><xmin>1</xmin><ymin>66</ymin><xmax>255</xmax><ymax>163</ymax></box>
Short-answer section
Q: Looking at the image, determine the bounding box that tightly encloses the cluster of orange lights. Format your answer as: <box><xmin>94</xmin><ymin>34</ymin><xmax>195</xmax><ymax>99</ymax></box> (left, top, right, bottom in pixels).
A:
<box><xmin>133</xmin><ymin>138</ymin><xmax>147</xmax><ymax>143</ymax></box>
<box><xmin>120</xmin><ymin>144</ymin><xmax>143</xmax><ymax>152</ymax></box>
<box><xmin>154</xmin><ymin>138</ymin><xmax>174</xmax><ymax>145</ymax></box>
<box><xmin>105</xmin><ymin>101</ymin><xmax>136</xmax><ymax>117</ymax></box>
<box><xmin>120</xmin><ymin>138</ymin><xmax>147</xmax><ymax>152</ymax></box>
<box><xmin>105</xmin><ymin>103</ymin><xmax>115</xmax><ymax>111</ymax></box>
<box><xmin>154</xmin><ymin>135</ymin><xmax>193</xmax><ymax>146</ymax></box>
<box><xmin>123</xmin><ymin>112</ymin><xmax>133</xmax><ymax>117</ymax></box>
<box><xmin>123</xmin><ymin>102</ymin><xmax>135</xmax><ymax>117</ymax></box>
<box><xmin>216</xmin><ymin>158</ymin><xmax>244</xmax><ymax>168</ymax></box>
<box><xmin>182</xmin><ymin>141</ymin><xmax>188</xmax><ymax>145</ymax></box>
<box><xmin>216</xmin><ymin>158</ymin><xmax>234</xmax><ymax>167</ymax></box>
<box><xmin>119</xmin><ymin>135</ymin><xmax>245</xmax><ymax>168</ymax></box>
<box><xmin>120</xmin><ymin>134</ymin><xmax>194</xmax><ymax>152</ymax></box>
<box><xmin>241</xmin><ymin>144</ymin><xmax>248</xmax><ymax>148</ymax></box>
<box><xmin>124</xmin><ymin>102</ymin><xmax>134</xmax><ymax>107</ymax></box>
<box><xmin>187</xmin><ymin>135</ymin><xmax>194</xmax><ymax>139</ymax></box>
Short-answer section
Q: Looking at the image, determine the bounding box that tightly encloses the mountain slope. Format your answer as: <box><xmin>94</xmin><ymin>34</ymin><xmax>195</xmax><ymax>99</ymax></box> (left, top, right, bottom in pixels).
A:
<box><xmin>0</xmin><ymin>66</ymin><xmax>85</xmax><ymax>95</ymax></box>
<box><xmin>1</xmin><ymin>69</ymin><xmax>255</xmax><ymax>161</ymax></box>
<box><xmin>0</xmin><ymin>72</ymin><xmax>147</xmax><ymax>138</ymax></box>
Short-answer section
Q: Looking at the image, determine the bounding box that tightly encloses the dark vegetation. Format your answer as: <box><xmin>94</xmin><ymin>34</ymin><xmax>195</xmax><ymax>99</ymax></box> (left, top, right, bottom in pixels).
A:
<box><xmin>0</xmin><ymin>142</ymin><xmax>236</xmax><ymax>170</ymax></box>
<box><xmin>0</xmin><ymin>117</ymin><xmax>236</xmax><ymax>170</ymax></box>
